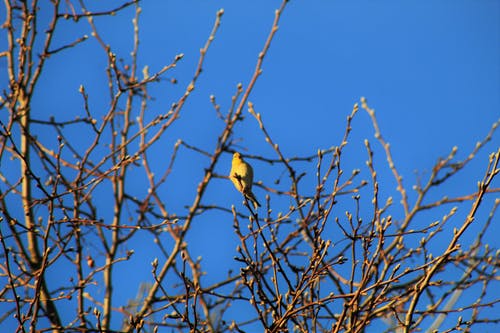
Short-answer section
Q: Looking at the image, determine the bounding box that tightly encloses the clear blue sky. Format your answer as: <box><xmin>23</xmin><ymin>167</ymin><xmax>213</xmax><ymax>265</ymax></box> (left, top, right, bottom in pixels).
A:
<box><xmin>1</xmin><ymin>0</ymin><xmax>499</xmax><ymax>331</ymax></box>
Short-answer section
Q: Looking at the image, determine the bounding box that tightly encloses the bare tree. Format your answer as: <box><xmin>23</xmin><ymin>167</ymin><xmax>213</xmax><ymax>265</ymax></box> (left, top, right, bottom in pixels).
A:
<box><xmin>1</xmin><ymin>1</ymin><xmax>498</xmax><ymax>332</ymax></box>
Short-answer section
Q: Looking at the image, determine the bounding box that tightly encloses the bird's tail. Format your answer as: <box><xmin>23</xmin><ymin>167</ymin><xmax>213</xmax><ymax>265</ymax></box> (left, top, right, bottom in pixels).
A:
<box><xmin>246</xmin><ymin>191</ymin><xmax>261</xmax><ymax>210</ymax></box>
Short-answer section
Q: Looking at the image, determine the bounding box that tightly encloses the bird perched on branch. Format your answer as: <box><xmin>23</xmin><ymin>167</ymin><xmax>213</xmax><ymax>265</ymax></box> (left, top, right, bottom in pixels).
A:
<box><xmin>230</xmin><ymin>152</ymin><xmax>261</xmax><ymax>209</ymax></box>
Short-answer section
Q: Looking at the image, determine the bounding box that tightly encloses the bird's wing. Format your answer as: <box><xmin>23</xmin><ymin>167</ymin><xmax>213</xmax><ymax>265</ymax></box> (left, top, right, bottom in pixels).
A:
<box><xmin>246</xmin><ymin>162</ymin><xmax>254</xmax><ymax>189</ymax></box>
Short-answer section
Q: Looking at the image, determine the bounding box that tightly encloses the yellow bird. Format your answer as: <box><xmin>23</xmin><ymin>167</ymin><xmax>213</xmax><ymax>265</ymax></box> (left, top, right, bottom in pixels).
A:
<box><xmin>230</xmin><ymin>152</ymin><xmax>261</xmax><ymax>209</ymax></box>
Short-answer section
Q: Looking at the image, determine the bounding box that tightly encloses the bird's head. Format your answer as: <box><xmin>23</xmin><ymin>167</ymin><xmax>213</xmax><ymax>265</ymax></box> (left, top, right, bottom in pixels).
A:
<box><xmin>233</xmin><ymin>152</ymin><xmax>242</xmax><ymax>161</ymax></box>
